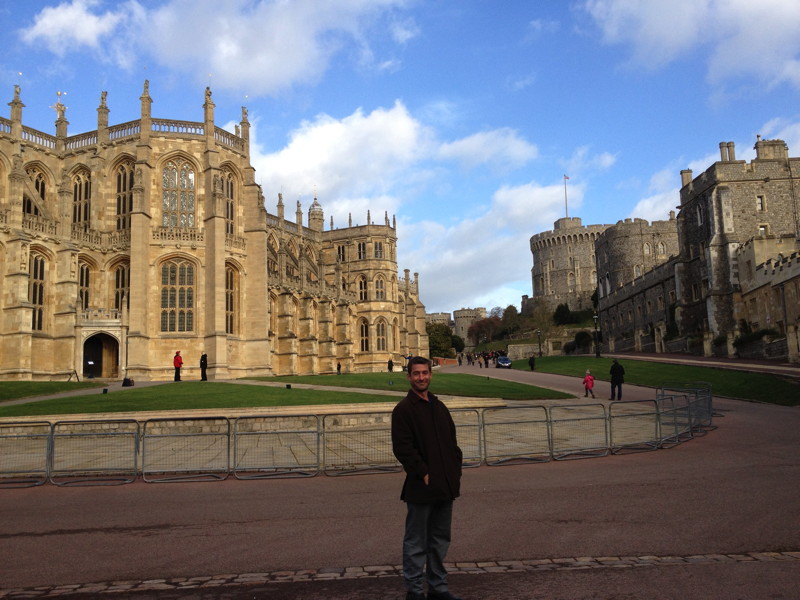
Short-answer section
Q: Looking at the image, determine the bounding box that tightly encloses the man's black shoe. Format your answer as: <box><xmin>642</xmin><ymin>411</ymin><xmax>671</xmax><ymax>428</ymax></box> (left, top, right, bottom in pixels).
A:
<box><xmin>406</xmin><ymin>592</ymin><xmax>426</xmax><ymax>600</ymax></box>
<box><xmin>428</xmin><ymin>591</ymin><xmax>463</xmax><ymax>600</ymax></box>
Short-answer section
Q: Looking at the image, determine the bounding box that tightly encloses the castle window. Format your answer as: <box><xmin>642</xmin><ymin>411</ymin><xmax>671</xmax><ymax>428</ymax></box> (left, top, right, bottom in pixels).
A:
<box><xmin>758</xmin><ymin>224</ymin><xmax>768</xmax><ymax>237</ymax></box>
<box><xmin>376</xmin><ymin>319</ymin><xmax>387</xmax><ymax>351</ymax></box>
<box><xmin>160</xmin><ymin>259</ymin><xmax>195</xmax><ymax>332</ymax></box>
<box><xmin>375</xmin><ymin>276</ymin><xmax>385</xmax><ymax>300</ymax></box>
<box><xmin>756</xmin><ymin>195</ymin><xmax>766</xmax><ymax>211</ymax></box>
<box><xmin>225</xmin><ymin>265</ymin><xmax>237</xmax><ymax>335</ymax></box>
<box><xmin>337</xmin><ymin>245</ymin><xmax>346</xmax><ymax>262</ymax></box>
<box><xmin>72</xmin><ymin>171</ymin><xmax>91</xmax><ymax>230</ymax></box>
<box><xmin>358</xmin><ymin>276</ymin><xmax>368</xmax><ymax>301</ymax></box>
<box><xmin>643</xmin><ymin>243</ymin><xmax>651</xmax><ymax>255</ymax></box>
<box><xmin>224</xmin><ymin>171</ymin><xmax>235</xmax><ymax>235</ymax></box>
<box><xmin>78</xmin><ymin>262</ymin><xmax>90</xmax><ymax>310</ymax></box>
<box><xmin>29</xmin><ymin>253</ymin><xmax>46</xmax><ymax>331</ymax></box>
<box><xmin>374</xmin><ymin>242</ymin><xmax>383</xmax><ymax>259</ymax></box>
<box><xmin>357</xmin><ymin>242</ymin><xmax>367</xmax><ymax>260</ymax></box>
<box><xmin>162</xmin><ymin>160</ymin><xmax>195</xmax><ymax>228</ymax></box>
<box><xmin>657</xmin><ymin>242</ymin><xmax>666</xmax><ymax>255</ymax></box>
<box><xmin>634</xmin><ymin>265</ymin><xmax>641</xmax><ymax>278</ymax></box>
<box><xmin>114</xmin><ymin>263</ymin><xmax>130</xmax><ymax>311</ymax></box>
<box><xmin>116</xmin><ymin>162</ymin><xmax>134</xmax><ymax>230</ymax></box>
<box><xmin>23</xmin><ymin>167</ymin><xmax>45</xmax><ymax>216</ymax></box>
<box><xmin>359</xmin><ymin>319</ymin><xmax>369</xmax><ymax>352</ymax></box>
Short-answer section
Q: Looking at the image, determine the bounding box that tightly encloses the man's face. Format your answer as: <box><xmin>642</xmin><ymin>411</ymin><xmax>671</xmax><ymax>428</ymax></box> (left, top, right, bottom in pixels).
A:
<box><xmin>407</xmin><ymin>363</ymin><xmax>431</xmax><ymax>395</ymax></box>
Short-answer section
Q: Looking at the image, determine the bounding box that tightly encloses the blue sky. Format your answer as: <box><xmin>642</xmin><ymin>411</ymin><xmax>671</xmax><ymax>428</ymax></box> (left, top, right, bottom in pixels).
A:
<box><xmin>3</xmin><ymin>0</ymin><xmax>800</xmax><ymax>314</ymax></box>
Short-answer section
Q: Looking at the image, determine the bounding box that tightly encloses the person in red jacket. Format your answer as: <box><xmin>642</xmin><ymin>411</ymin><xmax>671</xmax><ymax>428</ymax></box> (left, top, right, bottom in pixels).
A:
<box><xmin>582</xmin><ymin>369</ymin><xmax>596</xmax><ymax>398</ymax></box>
<box><xmin>173</xmin><ymin>351</ymin><xmax>183</xmax><ymax>382</ymax></box>
<box><xmin>391</xmin><ymin>356</ymin><xmax>463</xmax><ymax>600</ymax></box>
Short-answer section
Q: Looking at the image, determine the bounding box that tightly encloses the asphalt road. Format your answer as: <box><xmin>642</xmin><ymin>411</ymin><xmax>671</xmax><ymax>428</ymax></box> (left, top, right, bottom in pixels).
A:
<box><xmin>1</xmin><ymin>361</ymin><xmax>799</xmax><ymax>599</ymax></box>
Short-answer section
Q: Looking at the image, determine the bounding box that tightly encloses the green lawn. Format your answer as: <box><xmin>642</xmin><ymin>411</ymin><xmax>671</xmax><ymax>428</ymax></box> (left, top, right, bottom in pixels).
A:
<box><xmin>517</xmin><ymin>355</ymin><xmax>800</xmax><ymax>406</ymax></box>
<box><xmin>0</xmin><ymin>374</ymin><xmax>570</xmax><ymax>418</ymax></box>
<box><xmin>0</xmin><ymin>381</ymin><xmax>106</xmax><ymax>402</ymax></box>
<box><xmin>249</xmin><ymin>372</ymin><xmax>571</xmax><ymax>400</ymax></box>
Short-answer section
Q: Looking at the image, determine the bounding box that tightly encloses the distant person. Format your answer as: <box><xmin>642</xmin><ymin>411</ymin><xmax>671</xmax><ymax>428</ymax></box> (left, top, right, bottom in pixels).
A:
<box><xmin>388</xmin><ymin>358</ymin><xmax>394</xmax><ymax>372</ymax></box>
<box><xmin>200</xmin><ymin>352</ymin><xmax>208</xmax><ymax>381</ymax></box>
<box><xmin>173</xmin><ymin>351</ymin><xmax>183</xmax><ymax>382</ymax></box>
<box><xmin>528</xmin><ymin>355</ymin><xmax>536</xmax><ymax>371</ymax></box>
<box><xmin>392</xmin><ymin>356</ymin><xmax>463</xmax><ymax>600</ymax></box>
<box><xmin>582</xmin><ymin>369</ymin><xmax>596</xmax><ymax>398</ymax></box>
<box><xmin>337</xmin><ymin>361</ymin><xmax>342</xmax><ymax>375</ymax></box>
<box><xmin>610</xmin><ymin>359</ymin><xmax>625</xmax><ymax>400</ymax></box>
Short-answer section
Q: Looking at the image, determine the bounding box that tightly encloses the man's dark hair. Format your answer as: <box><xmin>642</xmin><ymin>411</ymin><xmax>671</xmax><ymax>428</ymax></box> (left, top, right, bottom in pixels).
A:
<box><xmin>407</xmin><ymin>356</ymin><xmax>432</xmax><ymax>371</ymax></box>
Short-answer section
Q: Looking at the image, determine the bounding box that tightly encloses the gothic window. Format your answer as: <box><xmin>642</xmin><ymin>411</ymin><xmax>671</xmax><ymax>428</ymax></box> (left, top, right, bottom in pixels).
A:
<box><xmin>358</xmin><ymin>276</ymin><xmax>368</xmax><ymax>301</ymax></box>
<box><xmin>29</xmin><ymin>253</ymin><xmax>46</xmax><ymax>331</ymax></box>
<box><xmin>634</xmin><ymin>265</ymin><xmax>642</xmax><ymax>278</ymax></box>
<box><xmin>160</xmin><ymin>259</ymin><xmax>195</xmax><ymax>332</ymax></box>
<box><xmin>375</xmin><ymin>276</ymin><xmax>385</xmax><ymax>300</ymax></box>
<box><xmin>567</xmin><ymin>272</ymin><xmax>575</xmax><ymax>292</ymax></box>
<box><xmin>24</xmin><ymin>166</ymin><xmax>45</xmax><ymax>216</ymax></box>
<box><xmin>359</xmin><ymin>319</ymin><xmax>369</xmax><ymax>352</ymax></box>
<box><xmin>225</xmin><ymin>265</ymin><xmax>237</xmax><ymax>335</ymax></box>
<box><xmin>376</xmin><ymin>319</ymin><xmax>387</xmax><ymax>351</ymax></box>
<box><xmin>162</xmin><ymin>159</ymin><xmax>195</xmax><ymax>228</ymax></box>
<box><xmin>78</xmin><ymin>262</ymin><xmax>90</xmax><ymax>310</ymax></box>
<box><xmin>591</xmin><ymin>270</ymin><xmax>597</xmax><ymax>285</ymax></box>
<box><xmin>393</xmin><ymin>318</ymin><xmax>399</xmax><ymax>350</ymax></box>
<box><xmin>374</xmin><ymin>242</ymin><xmax>383</xmax><ymax>259</ymax></box>
<box><xmin>337</xmin><ymin>245</ymin><xmax>346</xmax><ymax>262</ymax></box>
<box><xmin>224</xmin><ymin>171</ymin><xmax>235</xmax><ymax>235</ymax></box>
<box><xmin>657</xmin><ymin>242</ymin><xmax>665</xmax><ymax>255</ymax></box>
<box><xmin>72</xmin><ymin>170</ymin><xmax>91</xmax><ymax>230</ymax></box>
<box><xmin>643</xmin><ymin>243</ymin><xmax>651</xmax><ymax>255</ymax></box>
<box><xmin>357</xmin><ymin>242</ymin><xmax>367</xmax><ymax>260</ymax></box>
<box><xmin>114</xmin><ymin>263</ymin><xmax>130</xmax><ymax>311</ymax></box>
<box><xmin>116</xmin><ymin>162</ymin><xmax>134</xmax><ymax>230</ymax></box>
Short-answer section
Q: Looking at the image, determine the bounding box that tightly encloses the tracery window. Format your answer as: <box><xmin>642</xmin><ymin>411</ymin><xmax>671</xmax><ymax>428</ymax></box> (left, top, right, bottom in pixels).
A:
<box><xmin>224</xmin><ymin>171</ymin><xmax>235</xmax><ymax>235</ymax></box>
<box><xmin>72</xmin><ymin>171</ymin><xmax>91</xmax><ymax>230</ymax></box>
<box><xmin>357</xmin><ymin>242</ymin><xmax>367</xmax><ymax>260</ymax></box>
<box><xmin>78</xmin><ymin>262</ymin><xmax>90</xmax><ymax>310</ymax></box>
<box><xmin>114</xmin><ymin>263</ymin><xmax>130</xmax><ymax>311</ymax></box>
<box><xmin>374</xmin><ymin>242</ymin><xmax>383</xmax><ymax>259</ymax></box>
<box><xmin>24</xmin><ymin>166</ymin><xmax>45</xmax><ymax>216</ymax></box>
<box><xmin>162</xmin><ymin>159</ymin><xmax>195</xmax><ymax>228</ymax></box>
<box><xmin>359</xmin><ymin>319</ymin><xmax>369</xmax><ymax>352</ymax></box>
<box><xmin>376</xmin><ymin>319</ymin><xmax>387</xmax><ymax>351</ymax></box>
<box><xmin>116</xmin><ymin>162</ymin><xmax>134</xmax><ymax>230</ymax></box>
<box><xmin>160</xmin><ymin>259</ymin><xmax>194</xmax><ymax>332</ymax></box>
<box><xmin>29</xmin><ymin>253</ymin><xmax>46</xmax><ymax>331</ymax></box>
<box><xmin>225</xmin><ymin>265</ymin><xmax>237</xmax><ymax>335</ymax></box>
<box><xmin>643</xmin><ymin>243</ymin><xmax>651</xmax><ymax>255</ymax></box>
<box><xmin>358</xmin><ymin>276</ymin><xmax>368</xmax><ymax>301</ymax></box>
<box><xmin>375</xmin><ymin>276</ymin><xmax>385</xmax><ymax>300</ymax></box>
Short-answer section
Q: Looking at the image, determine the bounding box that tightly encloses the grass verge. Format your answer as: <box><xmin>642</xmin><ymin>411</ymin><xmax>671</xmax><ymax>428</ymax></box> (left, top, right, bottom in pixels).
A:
<box><xmin>517</xmin><ymin>356</ymin><xmax>800</xmax><ymax>406</ymax></box>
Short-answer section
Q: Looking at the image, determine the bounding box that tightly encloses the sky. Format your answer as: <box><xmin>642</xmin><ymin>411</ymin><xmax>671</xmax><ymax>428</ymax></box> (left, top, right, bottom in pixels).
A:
<box><xmin>3</xmin><ymin>0</ymin><xmax>800</xmax><ymax>315</ymax></box>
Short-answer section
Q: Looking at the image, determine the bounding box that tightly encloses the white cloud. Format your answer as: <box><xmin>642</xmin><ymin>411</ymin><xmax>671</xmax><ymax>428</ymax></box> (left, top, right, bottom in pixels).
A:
<box><xmin>399</xmin><ymin>180</ymin><xmax>572</xmax><ymax>312</ymax></box>
<box><xmin>251</xmin><ymin>100</ymin><xmax>434</xmax><ymax>225</ymax></box>
<box><xmin>144</xmin><ymin>0</ymin><xmax>407</xmax><ymax>95</ymax></box>
<box><xmin>583</xmin><ymin>0</ymin><xmax>800</xmax><ymax>91</ymax></box>
<box><xmin>20</xmin><ymin>0</ymin><xmax>126</xmax><ymax>53</ymax></box>
<box><xmin>564</xmin><ymin>145</ymin><xmax>617</xmax><ymax>176</ymax></box>
<box><xmin>438</xmin><ymin>128</ymin><xmax>538</xmax><ymax>171</ymax></box>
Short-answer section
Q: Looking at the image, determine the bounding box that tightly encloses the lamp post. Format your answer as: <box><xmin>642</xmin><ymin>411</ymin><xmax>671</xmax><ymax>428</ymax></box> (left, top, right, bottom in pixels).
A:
<box><xmin>536</xmin><ymin>329</ymin><xmax>542</xmax><ymax>357</ymax></box>
<box><xmin>593</xmin><ymin>314</ymin><xmax>600</xmax><ymax>358</ymax></box>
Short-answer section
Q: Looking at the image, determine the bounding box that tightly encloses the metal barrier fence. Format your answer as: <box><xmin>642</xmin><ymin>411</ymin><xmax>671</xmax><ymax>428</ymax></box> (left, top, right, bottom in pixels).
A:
<box><xmin>0</xmin><ymin>386</ymin><xmax>714</xmax><ymax>487</ymax></box>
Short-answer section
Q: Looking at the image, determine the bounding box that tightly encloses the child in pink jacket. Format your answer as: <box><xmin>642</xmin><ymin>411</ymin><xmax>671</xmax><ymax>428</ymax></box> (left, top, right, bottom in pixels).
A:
<box><xmin>582</xmin><ymin>369</ymin><xmax>596</xmax><ymax>398</ymax></box>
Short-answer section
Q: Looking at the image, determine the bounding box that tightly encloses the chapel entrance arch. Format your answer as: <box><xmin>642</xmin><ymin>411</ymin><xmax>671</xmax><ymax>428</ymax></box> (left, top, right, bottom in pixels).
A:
<box><xmin>83</xmin><ymin>333</ymin><xmax>120</xmax><ymax>379</ymax></box>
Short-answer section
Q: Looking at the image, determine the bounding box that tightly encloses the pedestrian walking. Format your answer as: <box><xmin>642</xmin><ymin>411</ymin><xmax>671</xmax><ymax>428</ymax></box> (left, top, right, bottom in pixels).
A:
<box><xmin>388</xmin><ymin>358</ymin><xmax>394</xmax><ymax>372</ymax></box>
<box><xmin>337</xmin><ymin>361</ymin><xmax>342</xmax><ymax>375</ymax></box>
<box><xmin>582</xmin><ymin>369</ymin><xmax>596</xmax><ymax>398</ymax></box>
<box><xmin>173</xmin><ymin>351</ymin><xmax>183</xmax><ymax>382</ymax></box>
<box><xmin>610</xmin><ymin>358</ymin><xmax>625</xmax><ymax>400</ymax></box>
<box><xmin>528</xmin><ymin>355</ymin><xmax>536</xmax><ymax>371</ymax></box>
<box><xmin>391</xmin><ymin>356</ymin><xmax>463</xmax><ymax>600</ymax></box>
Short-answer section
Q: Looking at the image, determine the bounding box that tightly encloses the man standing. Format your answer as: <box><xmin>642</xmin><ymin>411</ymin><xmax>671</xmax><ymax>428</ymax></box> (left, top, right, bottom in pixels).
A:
<box><xmin>388</xmin><ymin>358</ymin><xmax>394</xmax><ymax>372</ymax></box>
<box><xmin>391</xmin><ymin>356</ymin><xmax>463</xmax><ymax>600</ymax></box>
<box><xmin>528</xmin><ymin>355</ymin><xmax>536</xmax><ymax>371</ymax></box>
<box><xmin>173</xmin><ymin>351</ymin><xmax>183</xmax><ymax>382</ymax></box>
<box><xmin>610</xmin><ymin>358</ymin><xmax>625</xmax><ymax>400</ymax></box>
<box><xmin>199</xmin><ymin>352</ymin><xmax>208</xmax><ymax>381</ymax></box>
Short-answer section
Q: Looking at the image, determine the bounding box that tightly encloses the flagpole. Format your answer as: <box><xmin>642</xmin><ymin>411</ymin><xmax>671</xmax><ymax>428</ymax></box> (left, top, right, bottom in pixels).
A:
<box><xmin>563</xmin><ymin>175</ymin><xmax>569</xmax><ymax>218</ymax></box>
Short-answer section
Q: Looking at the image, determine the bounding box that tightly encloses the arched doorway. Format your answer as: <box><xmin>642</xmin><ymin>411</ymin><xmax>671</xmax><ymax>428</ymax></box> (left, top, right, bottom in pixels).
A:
<box><xmin>83</xmin><ymin>333</ymin><xmax>119</xmax><ymax>379</ymax></box>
